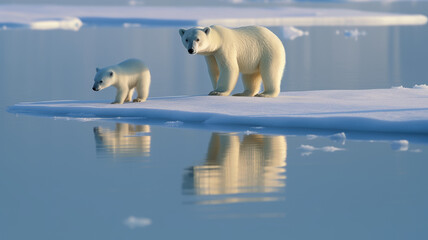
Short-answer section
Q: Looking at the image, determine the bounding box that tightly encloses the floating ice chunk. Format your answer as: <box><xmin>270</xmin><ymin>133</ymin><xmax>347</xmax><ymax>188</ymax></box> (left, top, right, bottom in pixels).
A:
<box><xmin>306</xmin><ymin>135</ymin><xmax>318</xmax><ymax>140</ymax></box>
<box><xmin>300</xmin><ymin>145</ymin><xmax>317</xmax><ymax>151</ymax></box>
<box><xmin>391</xmin><ymin>140</ymin><xmax>409</xmax><ymax>151</ymax></box>
<box><xmin>282</xmin><ymin>26</ymin><xmax>309</xmax><ymax>40</ymax></box>
<box><xmin>300</xmin><ymin>144</ymin><xmax>345</xmax><ymax>156</ymax></box>
<box><xmin>321</xmin><ymin>146</ymin><xmax>345</xmax><ymax>152</ymax></box>
<box><xmin>336</xmin><ymin>29</ymin><xmax>366</xmax><ymax>41</ymax></box>
<box><xmin>244</xmin><ymin>130</ymin><xmax>257</xmax><ymax>135</ymax></box>
<box><xmin>329</xmin><ymin>132</ymin><xmax>346</xmax><ymax>145</ymax></box>
<box><xmin>124</xmin><ymin>216</ymin><xmax>152</xmax><ymax>228</ymax></box>
<box><xmin>165</xmin><ymin>120</ymin><xmax>183</xmax><ymax>127</ymax></box>
<box><xmin>30</xmin><ymin>17</ymin><xmax>82</xmax><ymax>31</ymax></box>
<box><xmin>413</xmin><ymin>84</ymin><xmax>428</xmax><ymax>89</ymax></box>
<box><xmin>123</xmin><ymin>23</ymin><xmax>142</xmax><ymax>28</ymax></box>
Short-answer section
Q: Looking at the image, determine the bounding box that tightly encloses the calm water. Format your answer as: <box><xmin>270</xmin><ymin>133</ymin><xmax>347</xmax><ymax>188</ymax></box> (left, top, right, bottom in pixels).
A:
<box><xmin>1</xmin><ymin>2</ymin><xmax>428</xmax><ymax>240</ymax></box>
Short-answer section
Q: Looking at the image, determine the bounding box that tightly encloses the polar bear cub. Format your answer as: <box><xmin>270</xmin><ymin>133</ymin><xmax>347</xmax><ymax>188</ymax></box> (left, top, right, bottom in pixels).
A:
<box><xmin>179</xmin><ymin>25</ymin><xmax>285</xmax><ymax>97</ymax></box>
<box><xmin>92</xmin><ymin>59</ymin><xmax>151</xmax><ymax>104</ymax></box>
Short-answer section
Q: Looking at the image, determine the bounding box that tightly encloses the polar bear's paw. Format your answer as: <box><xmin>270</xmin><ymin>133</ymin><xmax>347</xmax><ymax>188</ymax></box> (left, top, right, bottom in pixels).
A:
<box><xmin>209</xmin><ymin>91</ymin><xmax>229</xmax><ymax>96</ymax></box>
<box><xmin>255</xmin><ymin>93</ymin><xmax>276</xmax><ymax>98</ymax></box>
<box><xmin>233</xmin><ymin>91</ymin><xmax>255</xmax><ymax>97</ymax></box>
<box><xmin>111</xmin><ymin>101</ymin><xmax>122</xmax><ymax>104</ymax></box>
<box><xmin>133</xmin><ymin>98</ymin><xmax>146</xmax><ymax>103</ymax></box>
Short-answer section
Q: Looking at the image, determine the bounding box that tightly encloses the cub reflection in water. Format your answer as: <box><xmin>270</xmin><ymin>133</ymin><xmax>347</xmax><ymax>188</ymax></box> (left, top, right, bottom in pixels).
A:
<box><xmin>93</xmin><ymin>123</ymin><xmax>151</xmax><ymax>158</ymax></box>
<box><xmin>183</xmin><ymin>133</ymin><xmax>287</xmax><ymax>196</ymax></box>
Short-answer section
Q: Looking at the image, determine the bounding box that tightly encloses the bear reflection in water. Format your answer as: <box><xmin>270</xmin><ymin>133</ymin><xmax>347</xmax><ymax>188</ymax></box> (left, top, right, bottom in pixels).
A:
<box><xmin>93</xmin><ymin>123</ymin><xmax>151</xmax><ymax>158</ymax></box>
<box><xmin>183</xmin><ymin>133</ymin><xmax>287</xmax><ymax>199</ymax></box>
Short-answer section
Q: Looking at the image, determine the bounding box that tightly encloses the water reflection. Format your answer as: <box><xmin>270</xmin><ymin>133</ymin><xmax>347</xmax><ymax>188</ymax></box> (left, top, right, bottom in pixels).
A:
<box><xmin>183</xmin><ymin>133</ymin><xmax>287</xmax><ymax>204</ymax></box>
<box><xmin>93</xmin><ymin>123</ymin><xmax>151</xmax><ymax>158</ymax></box>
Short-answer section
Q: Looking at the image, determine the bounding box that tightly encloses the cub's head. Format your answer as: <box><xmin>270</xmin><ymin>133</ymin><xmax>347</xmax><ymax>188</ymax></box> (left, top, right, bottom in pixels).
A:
<box><xmin>92</xmin><ymin>68</ymin><xmax>116</xmax><ymax>91</ymax></box>
<box><xmin>179</xmin><ymin>27</ymin><xmax>211</xmax><ymax>55</ymax></box>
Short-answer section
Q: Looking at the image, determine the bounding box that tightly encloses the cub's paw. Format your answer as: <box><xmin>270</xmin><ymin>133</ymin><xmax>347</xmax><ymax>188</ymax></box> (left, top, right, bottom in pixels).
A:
<box><xmin>133</xmin><ymin>98</ymin><xmax>146</xmax><ymax>103</ymax></box>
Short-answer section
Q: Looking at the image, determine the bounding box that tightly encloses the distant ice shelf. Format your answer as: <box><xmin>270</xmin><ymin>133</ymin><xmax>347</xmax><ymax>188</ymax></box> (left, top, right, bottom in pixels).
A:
<box><xmin>8</xmin><ymin>86</ymin><xmax>428</xmax><ymax>134</ymax></box>
<box><xmin>0</xmin><ymin>5</ymin><xmax>426</xmax><ymax>31</ymax></box>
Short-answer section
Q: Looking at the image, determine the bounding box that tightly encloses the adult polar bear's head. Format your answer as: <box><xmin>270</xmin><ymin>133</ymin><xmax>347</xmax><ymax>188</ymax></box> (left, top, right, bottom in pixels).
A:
<box><xmin>179</xmin><ymin>27</ymin><xmax>211</xmax><ymax>55</ymax></box>
<box><xmin>92</xmin><ymin>67</ymin><xmax>116</xmax><ymax>91</ymax></box>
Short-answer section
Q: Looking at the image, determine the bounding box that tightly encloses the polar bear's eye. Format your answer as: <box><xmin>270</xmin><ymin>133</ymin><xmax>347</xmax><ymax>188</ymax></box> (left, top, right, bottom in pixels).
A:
<box><xmin>100</xmin><ymin>80</ymin><xmax>103</xmax><ymax>83</ymax></box>
<box><xmin>196</xmin><ymin>38</ymin><xmax>200</xmax><ymax>42</ymax></box>
<box><xmin>185</xmin><ymin>39</ymin><xmax>188</xmax><ymax>42</ymax></box>
<box><xmin>109</xmin><ymin>72</ymin><xmax>114</xmax><ymax>77</ymax></box>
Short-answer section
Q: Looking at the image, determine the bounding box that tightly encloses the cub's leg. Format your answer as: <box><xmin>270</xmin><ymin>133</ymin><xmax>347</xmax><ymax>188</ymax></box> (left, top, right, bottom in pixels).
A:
<box><xmin>133</xmin><ymin>71</ymin><xmax>151</xmax><ymax>102</ymax></box>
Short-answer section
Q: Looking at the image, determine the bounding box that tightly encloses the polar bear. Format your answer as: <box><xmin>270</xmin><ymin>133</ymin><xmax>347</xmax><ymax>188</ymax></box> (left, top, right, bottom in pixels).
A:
<box><xmin>179</xmin><ymin>25</ymin><xmax>285</xmax><ymax>97</ymax></box>
<box><xmin>92</xmin><ymin>58</ymin><xmax>151</xmax><ymax>104</ymax></box>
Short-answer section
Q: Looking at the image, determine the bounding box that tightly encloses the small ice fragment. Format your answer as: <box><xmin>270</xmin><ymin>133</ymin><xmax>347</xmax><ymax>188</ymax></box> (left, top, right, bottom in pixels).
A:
<box><xmin>244</xmin><ymin>130</ymin><xmax>257</xmax><ymax>135</ymax></box>
<box><xmin>329</xmin><ymin>132</ymin><xmax>346</xmax><ymax>145</ymax></box>
<box><xmin>391</xmin><ymin>140</ymin><xmax>409</xmax><ymax>152</ymax></box>
<box><xmin>306</xmin><ymin>135</ymin><xmax>318</xmax><ymax>140</ymax></box>
<box><xmin>282</xmin><ymin>26</ymin><xmax>309</xmax><ymax>40</ymax></box>
<box><xmin>413</xmin><ymin>84</ymin><xmax>428</xmax><ymax>89</ymax></box>
<box><xmin>300</xmin><ymin>144</ymin><xmax>316</xmax><ymax>151</ymax></box>
<box><xmin>321</xmin><ymin>146</ymin><xmax>345</xmax><ymax>152</ymax></box>
<box><xmin>165</xmin><ymin>121</ymin><xmax>183</xmax><ymax>127</ymax></box>
<box><xmin>123</xmin><ymin>23</ymin><xmax>142</xmax><ymax>28</ymax></box>
<box><xmin>341</xmin><ymin>29</ymin><xmax>366</xmax><ymax>41</ymax></box>
<box><xmin>124</xmin><ymin>216</ymin><xmax>152</xmax><ymax>228</ymax></box>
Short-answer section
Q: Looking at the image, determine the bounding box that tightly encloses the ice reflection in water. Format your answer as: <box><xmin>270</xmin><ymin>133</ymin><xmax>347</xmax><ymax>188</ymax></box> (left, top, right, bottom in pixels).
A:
<box><xmin>183</xmin><ymin>133</ymin><xmax>287</xmax><ymax>205</ymax></box>
<box><xmin>93</xmin><ymin>123</ymin><xmax>151</xmax><ymax>158</ymax></box>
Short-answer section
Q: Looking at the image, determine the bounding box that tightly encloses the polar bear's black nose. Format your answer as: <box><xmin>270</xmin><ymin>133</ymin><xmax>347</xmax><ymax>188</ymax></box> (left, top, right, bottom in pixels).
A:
<box><xmin>92</xmin><ymin>87</ymin><xmax>97</xmax><ymax>91</ymax></box>
<box><xmin>188</xmin><ymin>49</ymin><xmax>194</xmax><ymax>54</ymax></box>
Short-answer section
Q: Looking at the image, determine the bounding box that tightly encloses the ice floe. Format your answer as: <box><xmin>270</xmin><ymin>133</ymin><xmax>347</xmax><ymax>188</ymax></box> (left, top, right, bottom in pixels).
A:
<box><xmin>9</xmin><ymin>86</ymin><xmax>428</xmax><ymax>134</ymax></box>
<box><xmin>0</xmin><ymin>5</ymin><xmax>426</xmax><ymax>31</ymax></box>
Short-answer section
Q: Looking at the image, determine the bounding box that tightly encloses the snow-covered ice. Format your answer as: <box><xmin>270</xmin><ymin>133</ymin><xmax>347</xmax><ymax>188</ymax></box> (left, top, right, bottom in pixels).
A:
<box><xmin>0</xmin><ymin>5</ymin><xmax>426</xmax><ymax>31</ymax></box>
<box><xmin>8</xmin><ymin>87</ymin><xmax>428</xmax><ymax>134</ymax></box>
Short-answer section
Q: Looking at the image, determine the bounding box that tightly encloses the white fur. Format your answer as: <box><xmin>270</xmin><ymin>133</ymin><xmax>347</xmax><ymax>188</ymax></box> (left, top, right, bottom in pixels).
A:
<box><xmin>179</xmin><ymin>25</ymin><xmax>286</xmax><ymax>97</ymax></box>
<box><xmin>92</xmin><ymin>59</ymin><xmax>151</xmax><ymax>104</ymax></box>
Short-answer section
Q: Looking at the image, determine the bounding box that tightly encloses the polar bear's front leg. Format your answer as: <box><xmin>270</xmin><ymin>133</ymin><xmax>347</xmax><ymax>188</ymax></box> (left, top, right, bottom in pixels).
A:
<box><xmin>125</xmin><ymin>88</ymin><xmax>135</xmax><ymax>102</ymax></box>
<box><xmin>209</xmin><ymin>60</ymin><xmax>239</xmax><ymax>96</ymax></box>
<box><xmin>204</xmin><ymin>56</ymin><xmax>219</xmax><ymax>89</ymax></box>
<box><xmin>112</xmin><ymin>87</ymin><xmax>128</xmax><ymax>104</ymax></box>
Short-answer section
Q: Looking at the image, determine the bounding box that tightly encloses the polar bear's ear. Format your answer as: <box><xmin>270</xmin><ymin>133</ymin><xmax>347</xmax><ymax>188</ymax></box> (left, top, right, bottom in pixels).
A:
<box><xmin>96</xmin><ymin>67</ymin><xmax>100</xmax><ymax>72</ymax></box>
<box><xmin>179</xmin><ymin>29</ymin><xmax>186</xmax><ymax>37</ymax></box>
<box><xmin>203</xmin><ymin>27</ymin><xmax>210</xmax><ymax>35</ymax></box>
